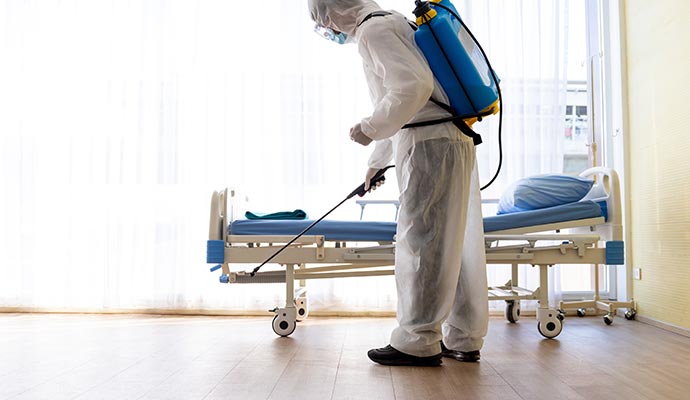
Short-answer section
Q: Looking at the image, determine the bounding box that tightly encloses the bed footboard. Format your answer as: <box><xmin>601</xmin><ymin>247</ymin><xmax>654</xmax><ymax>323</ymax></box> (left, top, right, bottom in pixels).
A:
<box><xmin>579</xmin><ymin>167</ymin><xmax>623</xmax><ymax>241</ymax></box>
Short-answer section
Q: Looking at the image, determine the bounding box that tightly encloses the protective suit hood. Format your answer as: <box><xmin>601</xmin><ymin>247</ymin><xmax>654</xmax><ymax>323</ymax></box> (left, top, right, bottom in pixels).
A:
<box><xmin>308</xmin><ymin>0</ymin><xmax>383</xmax><ymax>36</ymax></box>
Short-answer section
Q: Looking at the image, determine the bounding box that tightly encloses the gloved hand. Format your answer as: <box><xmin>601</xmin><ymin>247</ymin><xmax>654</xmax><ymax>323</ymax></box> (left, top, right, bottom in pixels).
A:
<box><xmin>350</xmin><ymin>123</ymin><xmax>373</xmax><ymax>146</ymax></box>
<box><xmin>364</xmin><ymin>167</ymin><xmax>385</xmax><ymax>192</ymax></box>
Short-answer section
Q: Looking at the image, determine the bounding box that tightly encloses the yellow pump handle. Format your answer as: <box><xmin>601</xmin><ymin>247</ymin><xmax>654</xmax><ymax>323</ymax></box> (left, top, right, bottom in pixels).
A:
<box><xmin>415</xmin><ymin>8</ymin><xmax>437</xmax><ymax>25</ymax></box>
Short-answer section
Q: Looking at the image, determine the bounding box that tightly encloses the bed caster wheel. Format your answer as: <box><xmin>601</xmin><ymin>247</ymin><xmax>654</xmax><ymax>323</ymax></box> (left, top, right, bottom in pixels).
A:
<box><xmin>505</xmin><ymin>300</ymin><xmax>521</xmax><ymax>323</ymax></box>
<box><xmin>577</xmin><ymin>308</ymin><xmax>586</xmax><ymax>318</ymax></box>
<box><xmin>294</xmin><ymin>297</ymin><xmax>309</xmax><ymax>322</ymax></box>
<box><xmin>537</xmin><ymin>319</ymin><xmax>563</xmax><ymax>339</ymax></box>
<box><xmin>557</xmin><ymin>310</ymin><xmax>565</xmax><ymax>321</ymax></box>
<box><xmin>537</xmin><ymin>309</ymin><xmax>563</xmax><ymax>339</ymax></box>
<box><xmin>603</xmin><ymin>313</ymin><xmax>614</xmax><ymax>326</ymax></box>
<box><xmin>625</xmin><ymin>309</ymin><xmax>636</xmax><ymax>320</ymax></box>
<box><xmin>272</xmin><ymin>308</ymin><xmax>297</xmax><ymax>337</ymax></box>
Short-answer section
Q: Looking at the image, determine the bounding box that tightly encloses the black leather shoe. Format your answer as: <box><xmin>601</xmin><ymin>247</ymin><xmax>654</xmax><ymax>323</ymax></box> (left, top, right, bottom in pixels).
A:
<box><xmin>441</xmin><ymin>342</ymin><xmax>481</xmax><ymax>362</ymax></box>
<box><xmin>367</xmin><ymin>345</ymin><xmax>442</xmax><ymax>366</ymax></box>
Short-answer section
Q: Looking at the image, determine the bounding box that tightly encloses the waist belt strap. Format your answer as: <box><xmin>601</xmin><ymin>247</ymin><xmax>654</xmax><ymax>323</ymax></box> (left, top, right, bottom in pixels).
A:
<box><xmin>402</xmin><ymin>98</ymin><xmax>483</xmax><ymax>146</ymax></box>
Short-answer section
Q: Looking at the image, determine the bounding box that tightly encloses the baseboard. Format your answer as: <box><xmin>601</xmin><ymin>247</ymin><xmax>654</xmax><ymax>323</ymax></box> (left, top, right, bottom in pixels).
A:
<box><xmin>0</xmin><ymin>307</ymin><xmax>398</xmax><ymax>318</ymax></box>
<box><xmin>632</xmin><ymin>313</ymin><xmax>690</xmax><ymax>338</ymax></box>
<box><xmin>0</xmin><ymin>307</ymin><xmax>270</xmax><ymax>317</ymax></box>
<box><xmin>0</xmin><ymin>307</ymin><xmax>538</xmax><ymax>319</ymax></box>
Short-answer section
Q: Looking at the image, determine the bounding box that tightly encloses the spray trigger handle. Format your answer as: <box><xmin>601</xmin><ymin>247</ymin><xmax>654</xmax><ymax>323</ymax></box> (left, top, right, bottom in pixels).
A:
<box><xmin>348</xmin><ymin>166</ymin><xmax>395</xmax><ymax>199</ymax></box>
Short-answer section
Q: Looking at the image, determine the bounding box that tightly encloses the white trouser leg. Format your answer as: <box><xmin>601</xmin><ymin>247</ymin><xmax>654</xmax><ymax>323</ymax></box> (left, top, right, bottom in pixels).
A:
<box><xmin>390</xmin><ymin>138</ymin><xmax>477</xmax><ymax>357</ymax></box>
<box><xmin>442</xmin><ymin>162</ymin><xmax>489</xmax><ymax>352</ymax></box>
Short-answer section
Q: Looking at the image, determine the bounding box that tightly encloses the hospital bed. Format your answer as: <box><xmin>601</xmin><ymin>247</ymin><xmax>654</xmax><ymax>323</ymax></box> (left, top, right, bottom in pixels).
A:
<box><xmin>206</xmin><ymin>167</ymin><xmax>633</xmax><ymax>338</ymax></box>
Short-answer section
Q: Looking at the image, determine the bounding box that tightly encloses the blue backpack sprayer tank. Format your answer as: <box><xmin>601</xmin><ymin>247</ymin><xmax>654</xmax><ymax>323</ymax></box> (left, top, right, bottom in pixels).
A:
<box><xmin>409</xmin><ymin>0</ymin><xmax>504</xmax><ymax>190</ymax></box>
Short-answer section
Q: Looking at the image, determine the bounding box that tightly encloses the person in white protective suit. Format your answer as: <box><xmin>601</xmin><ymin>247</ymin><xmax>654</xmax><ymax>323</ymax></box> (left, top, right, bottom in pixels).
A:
<box><xmin>308</xmin><ymin>0</ymin><xmax>488</xmax><ymax>366</ymax></box>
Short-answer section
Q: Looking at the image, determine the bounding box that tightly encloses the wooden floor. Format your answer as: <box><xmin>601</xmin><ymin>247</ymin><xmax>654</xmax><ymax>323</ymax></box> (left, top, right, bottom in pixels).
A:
<box><xmin>1</xmin><ymin>313</ymin><xmax>689</xmax><ymax>400</ymax></box>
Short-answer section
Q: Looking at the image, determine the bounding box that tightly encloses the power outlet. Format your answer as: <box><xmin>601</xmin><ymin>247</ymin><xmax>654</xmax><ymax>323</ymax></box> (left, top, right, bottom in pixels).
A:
<box><xmin>633</xmin><ymin>268</ymin><xmax>642</xmax><ymax>280</ymax></box>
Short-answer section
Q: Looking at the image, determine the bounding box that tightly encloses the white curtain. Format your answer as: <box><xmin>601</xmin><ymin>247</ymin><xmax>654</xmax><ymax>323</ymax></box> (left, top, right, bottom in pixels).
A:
<box><xmin>0</xmin><ymin>0</ymin><xmax>568</xmax><ymax>313</ymax></box>
<box><xmin>457</xmin><ymin>1</ymin><xmax>570</xmax><ymax>310</ymax></box>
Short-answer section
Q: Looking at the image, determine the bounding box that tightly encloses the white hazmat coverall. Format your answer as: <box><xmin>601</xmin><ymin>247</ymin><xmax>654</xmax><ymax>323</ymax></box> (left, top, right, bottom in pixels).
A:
<box><xmin>309</xmin><ymin>0</ymin><xmax>488</xmax><ymax>357</ymax></box>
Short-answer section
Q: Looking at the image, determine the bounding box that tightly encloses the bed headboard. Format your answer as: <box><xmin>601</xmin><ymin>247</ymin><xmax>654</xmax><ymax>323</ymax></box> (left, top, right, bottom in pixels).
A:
<box><xmin>208</xmin><ymin>189</ymin><xmax>227</xmax><ymax>241</ymax></box>
<box><xmin>579</xmin><ymin>167</ymin><xmax>623</xmax><ymax>241</ymax></box>
<box><xmin>209</xmin><ymin>188</ymin><xmax>248</xmax><ymax>241</ymax></box>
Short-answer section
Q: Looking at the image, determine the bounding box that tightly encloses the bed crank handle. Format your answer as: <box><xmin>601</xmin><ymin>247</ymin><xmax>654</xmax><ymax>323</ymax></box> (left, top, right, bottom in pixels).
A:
<box><xmin>249</xmin><ymin>166</ymin><xmax>395</xmax><ymax>277</ymax></box>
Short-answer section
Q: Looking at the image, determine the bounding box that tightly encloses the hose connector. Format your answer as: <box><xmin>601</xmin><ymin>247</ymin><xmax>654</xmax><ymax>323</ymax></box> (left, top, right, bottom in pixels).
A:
<box><xmin>413</xmin><ymin>1</ymin><xmax>437</xmax><ymax>25</ymax></box>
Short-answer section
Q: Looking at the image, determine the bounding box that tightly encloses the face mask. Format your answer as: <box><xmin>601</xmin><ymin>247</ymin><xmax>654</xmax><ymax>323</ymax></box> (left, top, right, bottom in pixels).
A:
<box><xmin>314</xmin><ymin>24</ymin><xmax>348</xmax><ymax>45</ymax></box>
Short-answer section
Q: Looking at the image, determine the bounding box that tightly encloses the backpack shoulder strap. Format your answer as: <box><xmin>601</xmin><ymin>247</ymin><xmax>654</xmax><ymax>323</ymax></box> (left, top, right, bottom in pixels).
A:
<box><xmin>358</xmin><ymin>11</ymin><xmax>393</xmax><ymax>27</ymax></box>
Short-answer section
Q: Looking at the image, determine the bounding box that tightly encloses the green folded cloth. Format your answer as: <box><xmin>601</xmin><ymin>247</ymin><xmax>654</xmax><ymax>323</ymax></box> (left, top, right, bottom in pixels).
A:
<box><xmin>245</xmin><ymin>209</ymin><xmax>308</xmax><ymax>220</ymax></box>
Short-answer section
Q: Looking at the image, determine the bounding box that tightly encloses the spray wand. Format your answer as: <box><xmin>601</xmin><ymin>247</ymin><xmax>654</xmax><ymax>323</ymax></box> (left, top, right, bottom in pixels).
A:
<box><xmin>249</xmin><ymin>165</ymin><xmax>395</xmax><ymax>276</ymax></box>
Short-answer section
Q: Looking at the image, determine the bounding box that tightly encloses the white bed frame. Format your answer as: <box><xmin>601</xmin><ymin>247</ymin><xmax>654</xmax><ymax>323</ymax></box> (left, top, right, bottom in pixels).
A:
<box><xmin>207</xmin><ymin>167</ymin><xmax>634</xmax><ymax>338</ymax></box>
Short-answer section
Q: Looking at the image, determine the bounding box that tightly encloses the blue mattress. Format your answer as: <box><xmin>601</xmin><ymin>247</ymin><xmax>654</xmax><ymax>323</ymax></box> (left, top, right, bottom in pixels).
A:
<box><xmin>230</xmin><ymin>220</ymin><xmax>397</xmax><ymax>242</ymax></box>
<box><xmin>483</xmin><ymin>200</ymin><xmax>604</xmax><ymax>233</ymax></box>
<box><xmin>230</xmin><ymin>201</ymin><xmax>605</xmax><ymax>241</ymax></box>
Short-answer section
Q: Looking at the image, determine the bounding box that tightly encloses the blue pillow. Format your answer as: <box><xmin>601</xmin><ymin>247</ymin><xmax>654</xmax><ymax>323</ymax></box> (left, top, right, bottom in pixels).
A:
<box><xmin>497</xmin><ymin>174</ymin><xmax>594</xmax><ymax>215</ymax></box>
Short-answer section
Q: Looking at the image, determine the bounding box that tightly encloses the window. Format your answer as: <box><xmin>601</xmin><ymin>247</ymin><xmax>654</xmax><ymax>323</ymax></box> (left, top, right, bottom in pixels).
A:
<box><xmin>562</xmin><ymin>1</ymin><xmax>590</xmax><ymax>176</ymax></box>
<box><xmin>559</xmin><ymin>0</ymin><xmax>623</xmax><ymax>301</ymax></box>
